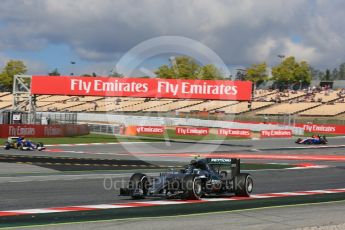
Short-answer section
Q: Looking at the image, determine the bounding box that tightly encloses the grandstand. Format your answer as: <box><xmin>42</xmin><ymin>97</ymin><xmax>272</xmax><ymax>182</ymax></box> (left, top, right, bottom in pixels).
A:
<box><xmin>312</xmin><ymin>90</ymin><xmax>340</xmax><ymax>102</ymax></box>
<box><xmin>176</xmin><ymin>100</ymin><xmax>237</xmax><ymax>113</ymax></box>
<box><xmin>144</xmin><ymin>100</ymin><xmax>203</xmax><ymax>112</ymax></box>
<box><xmin>1</xmin><ymin>87</ymin><xmax>345</xmax><ymax>117</ymax></box>
<box><xmin>253</xmin><ymin>89</ymin><xmax>277</xmax><ymax>98</ymax></box>
<box><xmin>299</xmin><ymin>103</ymin><xmax>345</xmax><ymax>116</ymax></box>
<box><xmin>256</xmin><ymin>102</ymin><xmax>321</xmax><ymax>115</ymax></box>
<box><xmin>218</xmin><ymin>102</ymin><xmax>274</xmax><ymax>114</ymax></box>
<box><xmin>0</xmin><ymin>93</ymin><xmax>13</xmax><ymax>110</ymax></box>
<box><xmin>118</xmin><ymin>99</ymin><xmax>175</xmax><ymax>112</ymax></box>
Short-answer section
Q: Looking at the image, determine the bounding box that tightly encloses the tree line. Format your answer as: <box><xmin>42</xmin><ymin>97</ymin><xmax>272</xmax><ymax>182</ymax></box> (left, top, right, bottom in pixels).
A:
<box><xmin>310</xmin><ymin>63</ymin><xmax>345</xmax><ymax>81</ymax></box>
<box><xmin>1</xmin><ymin>57</ymin><xmax>345</xmax><ymax>92</ymax></box>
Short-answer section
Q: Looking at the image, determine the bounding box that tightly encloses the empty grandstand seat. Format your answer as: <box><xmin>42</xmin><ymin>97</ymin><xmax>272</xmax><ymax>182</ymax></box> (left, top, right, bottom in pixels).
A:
<box><xmin>256</xmin><ymin>102</ymin><xmax>321</xmax><ymax>115</ymax></box>
<box><xmin>216</xmin><ymin>102</ymin><xmax>274</xmax><ymax>114</ymax></box>
<box><xmin>299</xmin><ymin>103</ymin><xmax>345</xmax><ymax>116</ymax></box>
<box><xmin>176</xmin><ymin>100</ymin><xmax>237</xmax><ymax>113</ymax></box>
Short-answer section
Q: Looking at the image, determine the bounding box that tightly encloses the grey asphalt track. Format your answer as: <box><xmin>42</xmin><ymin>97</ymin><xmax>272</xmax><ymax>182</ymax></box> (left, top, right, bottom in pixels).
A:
<box><xmin>0</xmin><ymin>137</ymin><xmax>345</xmax><ymax>217</ymax></box>
<box><xmin>1</xmin><ymin>166</ymin><xmax>345</xmax><ymax>211</ymax></box>
<box><xmin>3</xmin><ymin>137</ymin><xmax>345</xmax><ymax>162</ymax></box>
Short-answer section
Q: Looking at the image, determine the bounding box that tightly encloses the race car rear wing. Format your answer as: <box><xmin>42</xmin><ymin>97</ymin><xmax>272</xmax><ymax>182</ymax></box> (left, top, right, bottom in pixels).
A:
<box><xmin>206</xmin><ymin>158</ymin><xmax>240</xmax><ymax>176</ymax></box>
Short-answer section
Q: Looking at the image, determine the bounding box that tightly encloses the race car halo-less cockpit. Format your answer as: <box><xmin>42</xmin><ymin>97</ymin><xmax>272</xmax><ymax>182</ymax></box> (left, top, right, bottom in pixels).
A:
<box><xmin>120</xmin><ymin>158</ymin><xmax>253</xmax><ymax>200</ymax></box>
<box><xmin>295</xmin><ymin>135</ymin><xmax>328</xmax><ymax>145</ymax></box>
<box><xmin>3</xmin><ymin>137</ymin><xmax>45</xmax><ymax>151</ymax></box>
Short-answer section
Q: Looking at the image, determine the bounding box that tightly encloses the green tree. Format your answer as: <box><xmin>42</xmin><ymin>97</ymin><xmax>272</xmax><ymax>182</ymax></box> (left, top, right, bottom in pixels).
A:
<box><xmin>155</xmin><ymin>56</ymin><xmax>223</xmax><ymax>80</ymax></box>
<box><xmin>48</xmin><ymin>68</ymin><xmax>61</xmax><ymax>76</ymax></box>
<box><xmin>0</xmin><ymin>60</ymin><xmax>27</xmax><ymax>90</ymax></box>
<box><xmin>324</xmin><ymin>69</ymin><xmax>331</xmax><ymax>80</ymax></box>
<box><xmin>199</xmin><ymin>64</ymin><xmax>224</xmax><ymax>80</ymax></box>
<box><xmin>310</xmin><ymin>67</ymin><xmax>324</xmax><ymax>80</ymax></box>
<box><xmin>155</xmin><ymin>65</ymin><xmax>175</xmax><ymax>79</ymax></box>
<box><xmin>245</xmin><ymin>62</ymin><xmax>268</xmax><ymax>86</ymax></box>
<box><xmin>271</xmin><ymin>56</ymin><xmax>311</xmax><ymax>87</ymax></box>
<box><xmin>338</xmin><ymin>63</ymin><xmax>345</xmax><ymax>80</ymax></box>
<box><xmin>331</xmin><ymin>68</ymin><xmax>338</xmax><ymax>80</ymax></box>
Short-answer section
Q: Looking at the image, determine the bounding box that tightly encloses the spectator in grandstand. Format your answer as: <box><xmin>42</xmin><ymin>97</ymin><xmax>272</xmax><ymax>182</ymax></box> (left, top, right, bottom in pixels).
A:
<box><xmin>92</xmin><ymin>102</ymin><xmax>97</xmax><ymax>111</ymax></box>
<box><xmin>115</xmin><ymin>98</ymin><xmax>121</xmax><ymax>105</ymax></box>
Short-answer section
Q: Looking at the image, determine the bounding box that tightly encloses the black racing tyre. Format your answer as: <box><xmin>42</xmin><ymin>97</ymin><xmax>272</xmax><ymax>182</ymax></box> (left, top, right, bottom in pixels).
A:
<box><xmin>17</xmin><ymin>143</ymin><xmax>24</xmax><ymax>150</ymax></box>
<box><xmin>321</xmin><ymin>137</ymin><xmax>327</xmax><ymax>144</ymax></box>
<box><xmin>182</xmin><ymin>175</ymin><xmax>203</xmax><ymax>200</ymax></box>
<box><xmin>4</xmin><ymin>142</ymin><xmax>10</xmax><ymax>150</ymax></box>
<box><xmin>295</xmin><ymin>138</ymin><xmax>301</xmax><ymax>144</ymax></box>
<box><xmin>36</xmin><ymin>142</ymin><xmax>45</xmax><ymax>151</ymax></box>
<box><xmin>129</xmin><ymin>173</ymin><xmax>149</xmax><ymax>199</ymax></box>
<box><xmin>234</xmin><ymin>173</ymin><xmax>253</xmax><ymax>197</ymax></box>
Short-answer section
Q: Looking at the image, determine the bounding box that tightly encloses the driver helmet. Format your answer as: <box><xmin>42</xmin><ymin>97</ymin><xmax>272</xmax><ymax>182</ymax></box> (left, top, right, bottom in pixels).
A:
<box><xmin>195</xmin><ymin>160</ymin><xmax>207</xmax><ymax>170</ymax></box>
<box><xmin>190</xmin><ymin>160</ymin><xmax>197</xmax><ymax>166</ymax></box>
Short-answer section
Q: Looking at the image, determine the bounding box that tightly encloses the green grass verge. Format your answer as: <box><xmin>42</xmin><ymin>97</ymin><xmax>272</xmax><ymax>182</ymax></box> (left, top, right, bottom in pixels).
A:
<box><xmin>1</xmin><ymin>193</ymin><xmax>345</xmax><ymax>228</ymax></box>
<box><xmin>0</xmin><ymin>130</ymin><xmax>248</xmax><ymax>145</ymax></box>
<box><xmin>0</xmin><ymin>133</ymin><xmax>164</xmax><ymax>145</ymax></box>
<box><xmin>3</xmin><ymin>129</ymin><xmax>341</xmax><ymax>146</ymax></box>
<box><xmin>302</xmin><ymin>132</ymin><xmax>345</xmax><ymax>137</ymax></box>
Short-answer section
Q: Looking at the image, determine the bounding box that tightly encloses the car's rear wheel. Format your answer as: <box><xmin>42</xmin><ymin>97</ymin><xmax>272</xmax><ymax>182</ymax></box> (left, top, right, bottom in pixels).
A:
<box><xmin>234</xmin><ymin>173</ymin><xmax>253</xmax><ymax>197</ymax></box>
<box><xmin>4</xmin><ymin>142</ymin><xmax>10</xmax><ymax>150</ymax></box>
<box><xmin>129</xmin><ymin>173</ymin><xmax>149</xmax><ymax>199</ymax></box>
<box><xmin>18</xmin><ymin>143</ymin><xmax>24</xmax><ymax>150</ymax></box>
<box><xmin>36</xmin><ymin>142</ymin><xmax>44</xmax><ymax>151</ymax></box>
<box><xmin>183</xmin><ymin>175</ymin><xmax>203</xmax><ymax>200</ymax></box>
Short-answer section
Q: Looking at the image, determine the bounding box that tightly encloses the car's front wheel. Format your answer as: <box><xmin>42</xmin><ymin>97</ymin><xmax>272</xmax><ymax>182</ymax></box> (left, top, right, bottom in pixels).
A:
<box><xmin>129</xmin><ymin>173</ymin><xmax>149</xmax><ymax>199</ymax></box>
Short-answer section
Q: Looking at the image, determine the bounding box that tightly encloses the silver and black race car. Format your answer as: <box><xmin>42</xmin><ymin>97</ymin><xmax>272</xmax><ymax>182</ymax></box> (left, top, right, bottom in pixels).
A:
<box><xmin>120</xmin><ymin>158</ymin><xmax>253</xmax><ymax>200</ymax></box>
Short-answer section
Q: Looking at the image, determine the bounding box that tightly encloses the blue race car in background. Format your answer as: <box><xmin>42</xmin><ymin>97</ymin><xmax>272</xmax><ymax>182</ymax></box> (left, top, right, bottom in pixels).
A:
<box><xmin>3</xmin><ymin>137</ymin><xmax>45</xmax><ymax>151</ymax></box>
<box><xmin>295</xmin><ymin>135</ymin><xmax>328</xmax><ymax>145</ymax></box>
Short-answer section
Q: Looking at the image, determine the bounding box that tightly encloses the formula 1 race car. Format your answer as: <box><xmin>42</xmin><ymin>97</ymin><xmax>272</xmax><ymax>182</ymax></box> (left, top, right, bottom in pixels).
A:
<box><xmin>295</xmin><ymin>135</ymin><xmax>328</xmax><ymax>145</ymax></box>
<box><xmin>3</xmin><ymin>137</ymin><xmax>45</xmax><ymax>151</ymax></box>
<box><xmin>120</xmin><ymin>158</ymin><xmax>253</xmax><ymax>200</ymax></box>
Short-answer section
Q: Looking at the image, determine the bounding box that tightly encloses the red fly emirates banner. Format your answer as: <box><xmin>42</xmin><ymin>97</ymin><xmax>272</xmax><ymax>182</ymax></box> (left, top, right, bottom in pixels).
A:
<box><xmin>176</xmin><ymin>127</ymin><xmax>209</xmax><ymax>136</ymax></box>
<box><xmin>260</xmin><ymin>130</ymin><xmax>292</xmax><ymax>138</ymax></box>
<box><xmin>295</xmin><ymin>123</ymin><xmax>345</xmax><ymax>134</ymax></box>
<box><xmin>218</xmin><ymin>128</ymin><xmax>251</xmax><ymax>137</ymax></box>
<box><xmin>0</xmin><ymin>124</ymin><xmax>89</xmax><ymax>138</ymax></box>
<box><xmin>136</xmin><ymin>126</ymin><xmax>165</xmax><ymax>134</ymax></box>
<box><xmin>31</xmin><ymin>76</ymin><xmax>252</xmax><ymax>100</ymax></box>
